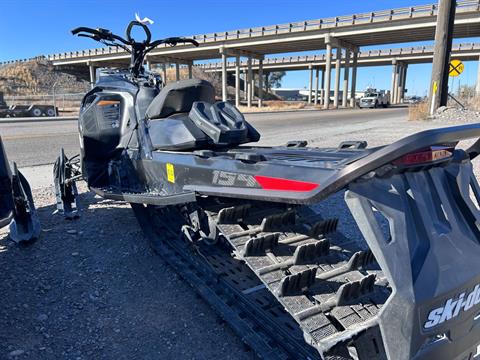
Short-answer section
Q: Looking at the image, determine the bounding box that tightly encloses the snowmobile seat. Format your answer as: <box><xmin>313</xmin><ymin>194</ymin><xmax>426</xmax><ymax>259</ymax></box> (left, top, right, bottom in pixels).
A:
<box><xmin>189</xmin><ymin>101</ymin><xmax>260</xmax><ymax>146</ymax></box>
<box><xmin>148</xmin><ymin>113</ymin><xmax>210</xmax><ymax>151</ymax></box>
<box><xmin>145</xmin><ymin>79</ymin><xmax>215</xmax><ymax>120</ymax></box>
<box><xmin>146</xmin><ymin>79</ymin><xmax>259</xmax><ymax>150</ymax></box>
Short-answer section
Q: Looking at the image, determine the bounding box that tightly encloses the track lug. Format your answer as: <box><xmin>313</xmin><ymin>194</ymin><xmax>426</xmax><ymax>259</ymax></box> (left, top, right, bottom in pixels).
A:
<box><xmin>260</xmin><ymin>210</ymin><xmax>296</xmax><ymax>232</ymax></box>
<box><xmin>243</xmin><ymin>233</ymin><xmax>280</xmax><ymax>256</ymax></box>
<box><xmin>217</xmin><ymin>204</ymin><xmax>250</xmax><ymax>224</ymax></box>
<box><xmin>347</xmin><ymin>250</ymin><xmax>375</xmax><ymax>270</ymax></box>
<box><xmin>277</xmin><ymin>268</ymin><xmax>317</xmax><ymax>297</ymax></box>
<box><xmin>292</xmin><ymin>239</ymin><xmax>330</xmax><ymax>265</ymax></box>
<box><xmin>309</xmin><ymin>218</ymin><xmax>338</xmax><ymax>237</ymax></box>
<box><xmin>335</xmin><ymin>274</ymin><xmax>376</xmax><ymax>306</ymax></box>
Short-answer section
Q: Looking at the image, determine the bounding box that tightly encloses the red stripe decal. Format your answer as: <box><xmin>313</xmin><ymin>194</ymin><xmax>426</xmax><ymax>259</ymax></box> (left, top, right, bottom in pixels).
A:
<box><xmin>254</xmin><ymin>175</ymin><xmax>319</xmax><ymax>192</ymax></box>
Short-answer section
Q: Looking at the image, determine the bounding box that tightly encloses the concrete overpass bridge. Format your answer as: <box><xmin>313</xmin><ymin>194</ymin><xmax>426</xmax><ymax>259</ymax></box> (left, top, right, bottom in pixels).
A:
<box><xmin>200</xmin><ymin>43</ymin><xmax>480</xmax><ymax>105</ymax></box>
<box><xmin>45</xmin><ymin>0</ymin><xmax>480</xmax><ymax>108</ymax></box>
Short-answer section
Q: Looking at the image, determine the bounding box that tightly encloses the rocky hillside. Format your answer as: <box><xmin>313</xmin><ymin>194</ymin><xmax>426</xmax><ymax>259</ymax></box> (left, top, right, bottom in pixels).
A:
<box><xmin>0</xmin><ymin>58</ymin><xmax>89</xmax><ymax>95</ymax></box>
<box><xmin>0</xmin><ymin>58</ymin><xmax>277</xmax><ymax>101</ymax></box>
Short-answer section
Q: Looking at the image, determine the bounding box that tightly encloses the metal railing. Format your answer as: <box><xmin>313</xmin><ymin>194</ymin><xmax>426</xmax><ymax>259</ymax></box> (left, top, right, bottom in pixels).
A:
<box><xmin>44</xmin><ymin>0</ymin><xmax>480</xmax><ymax>62</ymax></box>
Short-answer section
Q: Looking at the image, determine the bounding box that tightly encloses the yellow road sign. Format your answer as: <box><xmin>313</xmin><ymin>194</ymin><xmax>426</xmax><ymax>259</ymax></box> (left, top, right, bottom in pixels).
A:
<box><xmin>449</xmin><ymin>59</ymin><xmax>464</xmax><ymax>77</ymax></box>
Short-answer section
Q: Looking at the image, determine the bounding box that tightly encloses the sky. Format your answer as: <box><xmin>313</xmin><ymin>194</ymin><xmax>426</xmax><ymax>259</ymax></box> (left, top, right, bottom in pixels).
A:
<box><xmin>1</xmin><ymin>0</ymin><xmax>479</xmax><ymax>96</ymax></box>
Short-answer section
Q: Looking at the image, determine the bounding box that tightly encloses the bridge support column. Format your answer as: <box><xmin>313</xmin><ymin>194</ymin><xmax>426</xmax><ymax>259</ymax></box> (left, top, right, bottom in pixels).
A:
<box><xmin>243</xmin><ymin>68</ymin><xmax>248</xmax><ymax>101</ymax></box>
<box><xmin>258</xmin><ymin>59</ymin><xmax>263</xmax><ymax>108</ymax></box>
<box><xmin>235</xmin><ymin>56</ymin><xmax>241</xmax><ymax>107</ymax></box>
<box><xmin>175</xmin><ymin>63</ymin><xmax>180</xmax><ymax>81</ymax></box>
<box><xmin>396</xmin><ymin>63</ymin><xmax>405</xmax><ymax>104</ymax></box>
<box><xmin>400</xmin><ymin>64</ymin><xmax>408</xmax><ymax>103</ymax></box>
<box><xmin>324</xmin><ymin>42</ymin><xmax>332</xmax><ymax>109</ymax></box>
<box><xmin>350</xmin><ymin>51</ymin><xmax>358</xmax><ymax>107</ymax></box>
<box><xmin>308</xmin><ymin>65</ymin><xmax>313</xmax><ymax>104</ymax></box>
<box><xmin>247</xmin><ymin>56</ymin><xmax>253</xmax><ymax>108</ymax></box>
<box><xmin>391</xmin><ymin>59</ymin><xmax>398</xmax><ymax>104</ymax></box>
<box><xmin>162</xmin><ymin>63</ymin><xmax>167</xmax><ymax>85</ymax></box>
<box><xmin>221</xmin><ymin>49</ymin><xmax>228</xmax><ymax>102</ymax></box>
<box><xmin>314</xmin><ymin>67</ymin><xmax>320</xmax><ymax>105</ymax></box>
<box><xmin>320</xmin><ymin>68</ymin><xmax>325</xmax><ymax>105</ymax></box>
<box><xmin>333</xmin><ymin>47</ymin><xmax>342</xmax><ymax>109</ymax></box>
<box><xmin>88</xmin><ymin>63</ymin><xmax>96</xmax><ymax>89</ymax></box>
<box><xmin>476</xmin><ymin>55</ymin><xmax>480</xmax><ymax>96</ymax></box>
<box><xmin>342</xmin><ymin>50</ymin><xmax>350</xmax><ymax>107</ymax></box>
<box><xmin>188</xmin><ymin>62</ymin><xmax>193</xmax><ymax>79</ymax></box>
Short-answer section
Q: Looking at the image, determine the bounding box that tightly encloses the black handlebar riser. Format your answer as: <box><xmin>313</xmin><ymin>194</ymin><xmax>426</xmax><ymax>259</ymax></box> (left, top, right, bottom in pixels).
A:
<box><xmin>125</xmin><ymin>21</ymin><xmax>151</xmax><ymax>44</ymax></box>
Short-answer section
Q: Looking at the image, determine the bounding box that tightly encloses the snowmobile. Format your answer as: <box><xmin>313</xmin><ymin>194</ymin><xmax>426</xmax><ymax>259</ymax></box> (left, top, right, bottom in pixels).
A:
<box><xmin>0</xmin><ymin>137</ymin><xmax>40</xmax><ymax>243</ymax></box>
<box><xmin>55</xmin><ymin>20</ymin><xmax>480</xmax><ymax>360</ymax></box>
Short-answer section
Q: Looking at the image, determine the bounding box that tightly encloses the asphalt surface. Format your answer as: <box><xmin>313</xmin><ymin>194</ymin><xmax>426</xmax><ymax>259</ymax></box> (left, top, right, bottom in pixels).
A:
<box><xmin>0</xmin><ymin>106</ymin><xmax>412</xmax><ymax>168</ymax></box>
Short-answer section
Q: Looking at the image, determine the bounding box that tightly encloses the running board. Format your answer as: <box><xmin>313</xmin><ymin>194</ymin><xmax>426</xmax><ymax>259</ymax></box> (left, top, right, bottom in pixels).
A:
<box><xmin>91</xmin><ymin>187</ymin><xmax>196</xmax><ymax>206</ymax></box>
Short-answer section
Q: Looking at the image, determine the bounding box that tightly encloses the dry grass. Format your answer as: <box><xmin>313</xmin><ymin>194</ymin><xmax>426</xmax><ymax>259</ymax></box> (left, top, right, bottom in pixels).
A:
<box><xmin>408</xmin><ymin>101</ymin><xmax>430</xmax><ymax>121</ymax></box>
<box><xmin>238</xmin><ymin>101</ymin><xmax>306</xmax><ymax>113</ymax></box>
<box><xmin>470</xmin><ymin>97</ymin><xmax>480</xmax><ymax>111</ymax></box>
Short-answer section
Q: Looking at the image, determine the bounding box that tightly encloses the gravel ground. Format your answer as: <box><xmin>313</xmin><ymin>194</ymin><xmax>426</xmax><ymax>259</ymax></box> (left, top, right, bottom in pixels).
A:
<box><xmin>0</xmin><ymin>184</ymin><xmax>251</xmax><ymax>360</ymax></box>
<box><xmin>432</xmin><ymin>106</ymin><xmax>480</xmax><ymax>124</ymax></box>
<box><xmin>3</xmin><ymin>110</ymin><xmax>480</xmax><ymax>359</ymax></box>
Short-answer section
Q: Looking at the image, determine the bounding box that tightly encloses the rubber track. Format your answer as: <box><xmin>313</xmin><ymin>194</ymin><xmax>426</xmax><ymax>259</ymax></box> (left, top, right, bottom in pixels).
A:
<box><xmin>131</xmin><ymin>203</ymin><xmax>320</xmax><ymax>359</ymax></box>
<box><xmin>210</xmin><ymin>202</ymin><xmax>391</xmax><ymax>358</ymax></box>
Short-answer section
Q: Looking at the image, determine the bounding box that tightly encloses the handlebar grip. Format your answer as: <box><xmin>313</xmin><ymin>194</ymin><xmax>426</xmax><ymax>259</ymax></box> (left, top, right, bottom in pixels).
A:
<box><xmin>161</xmin><ymin>37</ymin><xmax>199</xmax><ymax>47</ymax></box>
<box><xmin>71</xmin><ymin>27</ymin><xmax>99</xmax><ymax>36</ymax></box>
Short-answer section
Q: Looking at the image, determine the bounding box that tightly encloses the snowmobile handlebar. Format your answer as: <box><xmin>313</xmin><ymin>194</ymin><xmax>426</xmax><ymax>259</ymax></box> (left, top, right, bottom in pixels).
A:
<box><xmin>71</xmin><ymin>22</ymin><xmax>199</xmax><ymax>52</ymax></box>
<box><xmin>71</xmin><ymin>27</ymin><xmax>129</xmax><ymax>45</ymax></box>
<box><xmin>71</xmin><ymin>21</ymin><xmax>199</xmax><ymax>77</ymax></box>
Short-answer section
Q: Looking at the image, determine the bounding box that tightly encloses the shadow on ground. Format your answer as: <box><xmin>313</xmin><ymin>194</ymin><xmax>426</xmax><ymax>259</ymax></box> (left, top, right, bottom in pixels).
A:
<box><xmin>0</xmin><ymin>189</ymin><xmax>251</xmax><ymax>360</ymax></box>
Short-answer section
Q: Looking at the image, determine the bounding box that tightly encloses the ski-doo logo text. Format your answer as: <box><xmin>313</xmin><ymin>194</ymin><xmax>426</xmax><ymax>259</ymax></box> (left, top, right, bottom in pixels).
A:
<box><xmin>424</xmin><ymin>284</ymin><xmax>480</xmax><ymax>329</ymax></box>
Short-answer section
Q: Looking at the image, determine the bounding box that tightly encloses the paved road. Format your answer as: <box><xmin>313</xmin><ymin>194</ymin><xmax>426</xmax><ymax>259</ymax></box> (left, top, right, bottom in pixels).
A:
<box><xmin>0</xmin><ymin>107</ymin><xmax>410</xmax><ymax>167</ymax></box>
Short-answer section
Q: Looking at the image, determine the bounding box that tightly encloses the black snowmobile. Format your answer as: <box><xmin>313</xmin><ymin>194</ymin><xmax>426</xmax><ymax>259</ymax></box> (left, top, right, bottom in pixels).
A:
<box><xmin>55</xmin><ymin>20</ymin><xmax>480</xmax><ymax>360</ymax></box>
<box><xmin>0</xmin><ymin>137</ymin><xmax>40</xmax><ymax>243</ymax></box>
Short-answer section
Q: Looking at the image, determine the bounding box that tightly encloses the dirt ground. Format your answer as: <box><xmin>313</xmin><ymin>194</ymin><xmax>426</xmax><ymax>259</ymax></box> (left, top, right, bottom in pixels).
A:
<box><xmin>0</xmin><ymin>185</ymin><xmax>252</xmax><ymax>360</ymax></box>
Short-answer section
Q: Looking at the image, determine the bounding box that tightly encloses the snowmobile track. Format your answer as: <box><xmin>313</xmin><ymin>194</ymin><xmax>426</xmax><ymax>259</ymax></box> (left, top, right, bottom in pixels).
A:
<box><xmin>134</xmin><ymin>197</ymin><xmax>392</xmax><ymax>359</ymax></box>
<box><xmin>131</xmin><ymin>203</ymin><xmax>320</xmax><ymax>359</ymax></box>
<box><xmin>207</xmin><ymin>201</ymin><xmax>391</xmax><ymax>359</ymax></box>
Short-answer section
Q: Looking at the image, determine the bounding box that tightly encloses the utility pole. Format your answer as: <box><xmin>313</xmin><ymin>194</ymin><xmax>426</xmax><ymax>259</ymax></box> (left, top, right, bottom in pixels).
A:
<box><xmin>428</xmin><ymin>0</ymin><xmax>456</xmax><ymax>115</ymax></box>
